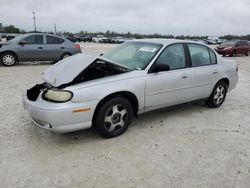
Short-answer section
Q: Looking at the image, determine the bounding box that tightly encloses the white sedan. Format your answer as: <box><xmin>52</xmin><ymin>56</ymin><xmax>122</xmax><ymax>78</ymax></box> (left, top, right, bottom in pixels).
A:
<box><xmin>23</xmin><ymin>39</ymin><xmax>238</xmax><ymax>138</ymax></box>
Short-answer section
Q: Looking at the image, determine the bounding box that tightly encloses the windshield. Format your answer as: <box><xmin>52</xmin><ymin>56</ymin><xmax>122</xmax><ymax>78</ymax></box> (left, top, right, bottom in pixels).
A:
<box><xmin>9</xmin><ymin>34</ymin><xmax>28</xmax><ymax>43</ymax></box>
<box><xmin>103</xmin><ymin>41</ymin><xmax>163</xmax><ymax>70</ymax></box>
<box><xmin>221</xmin><ymin>42</ymin><xmax>236</xmax><ymax>46</ymax></box>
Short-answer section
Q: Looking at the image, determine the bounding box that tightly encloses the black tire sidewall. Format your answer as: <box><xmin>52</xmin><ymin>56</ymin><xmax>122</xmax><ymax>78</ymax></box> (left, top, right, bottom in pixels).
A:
<box><xmin>1</xmin><ymin>52</ymin><xmax>17</xmax><ymax>66</ymax></box>
<box><xmin>60</xmin><ymin>52</ymin><xmax>71</xmax><ymax>60</ymax></box>
<box><xmin>94</xmin><ymin>97</ymin><xmax>133</xmax><ymax>138</ymax></box>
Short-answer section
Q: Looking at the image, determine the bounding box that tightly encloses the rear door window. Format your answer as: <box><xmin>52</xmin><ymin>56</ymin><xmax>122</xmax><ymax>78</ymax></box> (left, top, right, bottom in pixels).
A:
<box><xmin>188</xmin><ymin>44</ymin><xmax>217</xmax><ymax>67</ymax></box>
<box><xmin>46</xmin><ymin>36</ymin><xmax>64</xmax><ymax>44</ymax></box>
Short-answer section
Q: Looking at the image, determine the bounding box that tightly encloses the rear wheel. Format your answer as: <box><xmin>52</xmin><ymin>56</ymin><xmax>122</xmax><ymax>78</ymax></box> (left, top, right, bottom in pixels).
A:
<box><xmin>60</xmin><ymin>52</ymin><xmax>71</xmax><ymax>60</ymax></box>
<box><xmin>0</xmin><ymin>52</ymin><xmax>17</xmax><ymax>66</ymax></box>
<box><xmin>94</xmin><ymin>97</ymin><xmax>133</xmax><ymax>138</ymax></box>
<box><xmin>246</xmin><ymin>51</ymin><xmax>249</xmax><ymax>56</ymax></box>
<box><xmin>206</xmin><ymin>81</ymin><xmax>227</xmax><ymax>108</ymax></box>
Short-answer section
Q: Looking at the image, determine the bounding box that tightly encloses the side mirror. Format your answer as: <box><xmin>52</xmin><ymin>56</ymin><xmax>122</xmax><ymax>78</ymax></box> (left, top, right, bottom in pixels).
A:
<box><xmin>18</xmin><ymin>41</ymin><xmax>26</xmax><ymax>46</ymax></box>
<box><xmin>151</xmin><ymin>64</ymin><xmax>170</xmax><ymax>73</ymax></box>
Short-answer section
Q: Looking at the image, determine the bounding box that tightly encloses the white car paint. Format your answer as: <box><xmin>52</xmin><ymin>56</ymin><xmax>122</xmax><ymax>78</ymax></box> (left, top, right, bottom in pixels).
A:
<box><xmin>23</xmin><ymin>39</ymin><xmax>238</xmax><ymax>133</ymax></box>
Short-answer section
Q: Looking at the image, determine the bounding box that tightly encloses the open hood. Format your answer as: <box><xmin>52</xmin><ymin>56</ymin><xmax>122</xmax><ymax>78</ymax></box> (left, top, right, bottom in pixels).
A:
<box><xmin>42</xmin><ymin>54</ymin><xmax>97</xmax><ymax>87</ymax></box>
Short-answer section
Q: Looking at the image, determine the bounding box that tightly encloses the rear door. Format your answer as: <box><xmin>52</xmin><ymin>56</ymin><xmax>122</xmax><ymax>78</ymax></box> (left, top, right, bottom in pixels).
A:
<box><xmin>18</xmin><ymin>34</ymin><xmax>45</xmax><ymax>61</ymax></box>
<box><xmin>45</xmin><ymin>35</ymin><xmax>66</xmax><ymax>60</ymax></box>
<box><xmin>187</xmin><ymin>43</ymin><xmax>219</xmax><ymax>100</ymax></box>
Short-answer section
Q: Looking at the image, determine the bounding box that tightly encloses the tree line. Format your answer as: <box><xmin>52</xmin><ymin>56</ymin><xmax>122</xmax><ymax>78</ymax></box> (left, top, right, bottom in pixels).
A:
<box><xmin>1</xmin><ymin>23</ymin><xmax>250</xmax><ymax>41</ymax></box>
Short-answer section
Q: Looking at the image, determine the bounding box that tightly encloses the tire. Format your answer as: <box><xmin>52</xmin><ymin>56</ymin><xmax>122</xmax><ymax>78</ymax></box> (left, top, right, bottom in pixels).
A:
<box><xmin>206</xmin><ymin>81</ymin><xmax>227</xmax><ymax>108</ymax></box>
<box><xmin>94</xmin><ymin>97</ymin><xmax>133</xmax><ymax>138</ymax></box>
<box><xmin>230</xmin><ymin>50</ymin><xmax>236</xmax><ymax>57</ymax></box>
<box><xmin>0</xmin><ymin>52</ymin><xmax>17</xmax><ymax>66</ymax></box>
<box><xmin>60</xmin><ymin>52</ymin><xmax>71</xmax><ymax>60</ymax></box>
<box><xmin>246</xmin><ymin>51</ymin><xmax>249</xmax><ymax>56</ymax></box>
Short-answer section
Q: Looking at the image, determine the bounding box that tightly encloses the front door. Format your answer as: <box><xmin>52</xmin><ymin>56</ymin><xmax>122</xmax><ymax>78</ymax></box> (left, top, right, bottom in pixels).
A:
<box><xmin>145</xmin><ymin>43</ymin><xmax>191</xmax><ymax>111</ymax></box>
<box><xmin>18</xmin><ymin>34</ymin><xmax>45</xmax><ymax>61</ymax></box>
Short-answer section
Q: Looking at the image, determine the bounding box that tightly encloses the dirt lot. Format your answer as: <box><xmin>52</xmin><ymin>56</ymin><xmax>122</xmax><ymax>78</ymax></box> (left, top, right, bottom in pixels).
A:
<box><xmin>0</xmin><ymin>43</ymin><xmax>250</xmax><ymax>188</ymax></box>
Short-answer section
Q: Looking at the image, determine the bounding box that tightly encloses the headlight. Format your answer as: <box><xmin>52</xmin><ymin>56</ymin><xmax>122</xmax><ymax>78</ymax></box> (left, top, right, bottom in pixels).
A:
<box><xmin>43</xmin><ymin>89</ymin><xmax>73</xmax><ymax>103</ymax></box>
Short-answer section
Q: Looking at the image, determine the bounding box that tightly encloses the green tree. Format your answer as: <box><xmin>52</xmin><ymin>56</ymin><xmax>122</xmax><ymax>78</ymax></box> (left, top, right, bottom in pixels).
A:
<box><xmin>3</xmin><ymin>25</ymin><xmax>20</xmax><ymax>33</ymax></box>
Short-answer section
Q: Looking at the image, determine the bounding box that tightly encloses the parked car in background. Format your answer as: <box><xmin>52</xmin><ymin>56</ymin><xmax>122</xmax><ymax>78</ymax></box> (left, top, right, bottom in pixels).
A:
<box><xmin>92</xmin><ymin>35</ymin><xmax>108</xmax><ymax>43</ymax></box>
<box><xmin>79</xmin><ymin>35</ymin><xmax>92</xmax><ymax>42</ymax></box>
<box><xmin>66</xmin><ymin>34</ymin><xmax>79</xmax><ymax>42</ymax></box>
<box><xmin>23</xmin><ymin>39</ymin><xmax>238</xmax><ymax>138</ymax></box>
<box><xmin>107</xmin><ymin>37</ymin><xmax>115</xmax><ymax>43</ymax></box>
<box><xmin>113</xmin><ymin>36</ymin><xmax>127</xmax><ymax>43</ymax></box>
<box><xmin>215</xmin><ymin>40</ymin><xmax>249</xmax><ymax>56</ymax></box>
<box><xmin>0</xmin><ymin>33</ymin><xmax>81</xmax><ymax>66</ymax></box>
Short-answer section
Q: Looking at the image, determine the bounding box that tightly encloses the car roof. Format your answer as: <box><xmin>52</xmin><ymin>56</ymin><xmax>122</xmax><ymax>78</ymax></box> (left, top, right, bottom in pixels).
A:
<box><xmin>22</xmin><ymin>33</ymin><xmax>67</xmax><ymax>40</ymax></box>
<box><xmin>130</xmin><ymin>38</ymin><xmax>204</xmax><ymax>46</ymax></box>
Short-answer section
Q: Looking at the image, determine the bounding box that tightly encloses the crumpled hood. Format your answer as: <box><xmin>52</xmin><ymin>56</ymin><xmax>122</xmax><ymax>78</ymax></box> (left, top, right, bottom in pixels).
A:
<box><xmin>42</xmin><ymin>53</ymin><xmax>97</xmax><ymax>87</ymax></box>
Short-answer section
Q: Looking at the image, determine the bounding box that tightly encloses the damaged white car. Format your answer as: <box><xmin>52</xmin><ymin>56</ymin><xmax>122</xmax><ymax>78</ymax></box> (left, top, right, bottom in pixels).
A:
<box><xmin>23</xmin><ymin>39</ymin><xmax>238</xmax><ymax>138</ymax></box>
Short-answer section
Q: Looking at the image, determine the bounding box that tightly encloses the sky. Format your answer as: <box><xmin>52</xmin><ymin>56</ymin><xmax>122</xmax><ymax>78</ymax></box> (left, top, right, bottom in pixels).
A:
<box><xmin>0</xmin><ymin>0</ymin><xmax>250</xmax><ymax>36</ymax></box>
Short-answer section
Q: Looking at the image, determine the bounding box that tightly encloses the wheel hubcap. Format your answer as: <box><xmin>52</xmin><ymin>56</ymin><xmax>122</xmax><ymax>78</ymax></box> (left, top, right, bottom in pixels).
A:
<box><xmin>104</xmin><ymin>104</ymin><xmax>128</xmax><ymax>132</ymax></box>
<box><xmin>214</xmin><ymin>85</ymin><xmax>225</xmax><ymax>105</ymax></box>
<box><xmin>3</xmin><ymin>55</ymin><xmax>15</xmax><ymax>65</ymax></box>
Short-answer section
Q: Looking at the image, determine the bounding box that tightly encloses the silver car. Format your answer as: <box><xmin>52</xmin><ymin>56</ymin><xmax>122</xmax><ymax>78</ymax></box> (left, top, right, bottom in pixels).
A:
<box><xmin>0</xmin><ymin>33</ymin><xmax>82</xmax><ymax>66</ymax></box>
<box><xmin>23</xmin><ymin>39</ymin><xmax>238</xmax><ymax>138</ymax></box>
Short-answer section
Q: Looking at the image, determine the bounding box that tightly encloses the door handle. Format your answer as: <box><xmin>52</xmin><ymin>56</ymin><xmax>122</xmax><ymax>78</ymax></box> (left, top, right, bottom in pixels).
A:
<box><xmin>181</xmin><ymin>74</ymin><xmax>189</xmax><ymax>79</ymax></box>
<box><xmin>213</xmin><ymin>70</ymin><xmax>218</xmax><ymax>74</ymax></box>
<box><xmin>38</xmin><ymin>47</ymin><xmax>43</xmax><ymax>49</ymax></box>
<box><xmin>60</xmin><ymin>47</ymin><xmax>65</xmax><ymax>49</ymax></box>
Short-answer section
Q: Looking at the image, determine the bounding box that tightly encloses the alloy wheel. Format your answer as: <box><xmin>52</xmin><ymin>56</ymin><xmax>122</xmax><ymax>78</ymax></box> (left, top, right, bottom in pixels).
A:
<box><xmin>213</xmin><ymin>85</ymin><xmax>225</xmax><ymax>105</ymax></box>
<box><xmin>104</xmin><ymin>104</ymin><xmax>128</xmax><ymax>132</ymax></box>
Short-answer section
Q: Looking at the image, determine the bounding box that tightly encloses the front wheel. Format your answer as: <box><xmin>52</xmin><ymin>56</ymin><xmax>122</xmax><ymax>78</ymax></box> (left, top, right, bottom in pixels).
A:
<box><xmin>94</xmin><ymin>97</ymin><xmax>133</xmax><ymax>138</ymax></box>
<box><xmin>230</xmin><ymin>50</ymin><xmax>236</xmax><ymax>57</ymax></box>
<box><xmin>0</xmin><ymin>52</ymin><xmax>17</xmax><ymax>66</ymax></box>
<box><xmin>206</xmin><ymin>81</ymin><xmax>227</xmax><ymax>108</ymax></box>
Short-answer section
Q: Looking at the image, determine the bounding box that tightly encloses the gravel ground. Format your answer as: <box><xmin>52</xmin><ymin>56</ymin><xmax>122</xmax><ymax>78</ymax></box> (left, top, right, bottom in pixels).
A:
<box><xmin>0</xmin><ymin>43</ymin><xmax>250</xmax><ymax>188</ymax></box>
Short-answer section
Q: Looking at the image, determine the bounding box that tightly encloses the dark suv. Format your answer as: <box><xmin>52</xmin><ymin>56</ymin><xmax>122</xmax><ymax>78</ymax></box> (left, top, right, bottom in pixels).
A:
<box><xmin>215</xmin><ymin>40</ymin><xmax>249</xmax><ymax>56</ymax></box>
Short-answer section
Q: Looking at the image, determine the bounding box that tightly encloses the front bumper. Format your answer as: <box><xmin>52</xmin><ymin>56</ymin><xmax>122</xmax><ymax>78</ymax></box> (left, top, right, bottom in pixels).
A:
<box><xmin>23</xmin><ymin>95</ymin><xmax>97</xmax><ymax>133</ymax></box>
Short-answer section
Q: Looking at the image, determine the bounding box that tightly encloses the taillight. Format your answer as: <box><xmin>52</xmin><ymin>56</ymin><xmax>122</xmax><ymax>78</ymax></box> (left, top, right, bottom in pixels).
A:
<box><xmin>74</xmin><ymin>44</ymin><xmax>81</xmax><ymax>50</ymax></box>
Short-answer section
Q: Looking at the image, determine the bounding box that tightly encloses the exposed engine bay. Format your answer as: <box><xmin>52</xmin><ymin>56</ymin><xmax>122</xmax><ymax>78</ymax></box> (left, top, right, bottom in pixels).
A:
<box><xmin>59</xmin><ymin>59</ymin><xmax>131</xmax><ymax>88</ymax></box>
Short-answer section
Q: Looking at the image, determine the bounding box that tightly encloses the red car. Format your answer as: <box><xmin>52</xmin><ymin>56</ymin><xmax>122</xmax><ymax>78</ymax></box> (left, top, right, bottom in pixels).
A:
<box><xmin>215</xmin><ymin>41</ymin><xmax>249</xmax><ymax>57</ymax></box>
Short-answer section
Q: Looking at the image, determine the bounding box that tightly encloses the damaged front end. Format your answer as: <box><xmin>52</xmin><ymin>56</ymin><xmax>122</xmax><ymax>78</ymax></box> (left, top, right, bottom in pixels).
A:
<box><xmin>26</xmin><ymin>55</ymin><xmax>132</xmax><ymax>102</ymax></box>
